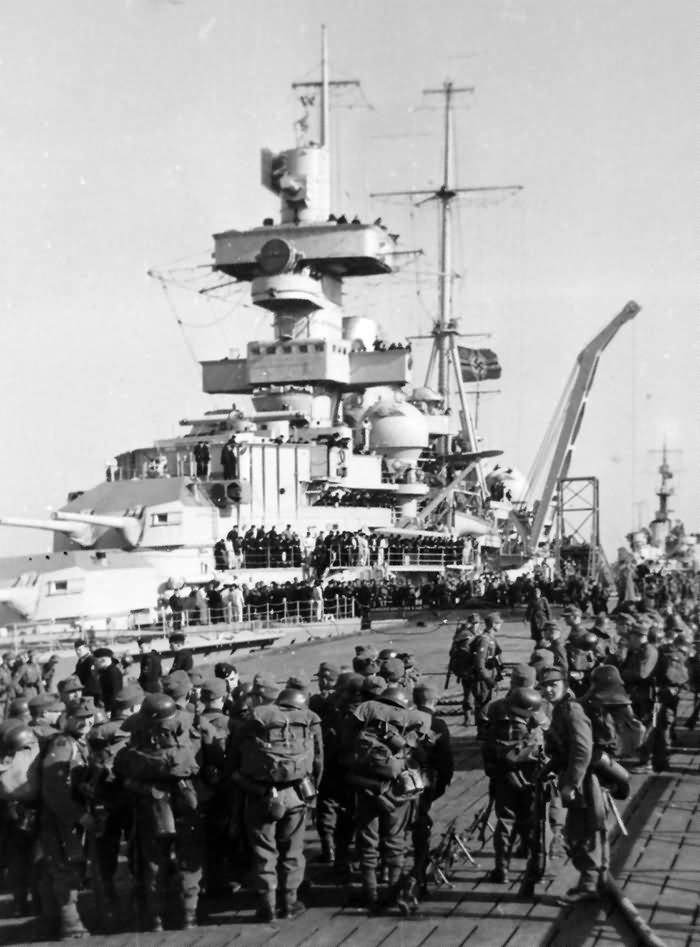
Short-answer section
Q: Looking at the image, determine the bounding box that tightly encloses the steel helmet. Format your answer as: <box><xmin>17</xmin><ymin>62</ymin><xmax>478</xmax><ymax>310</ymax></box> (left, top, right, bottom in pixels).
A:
<box><xmin>276</xmin><ymin>688</ymin><xmax>307</xmax><ymax>711</ymax></box>
<box><xmin>378</xmin><ymin>649</ymin><xmax>398</xmax><ymax>661</ymax></box>
<box><xmin>141</xmin><ymin>693</ymin><xmax>177</xmax><ymax>722</ymax></box>
<box><xmin>8</xmin><ymin>697</ymin><xmax>29</xmax><ymax>718</ymax></box>
<box><xmin>380</xmin><ymin>685</ymin><xmax>410</xmax><ymax>709</ymax></box>
<box><xmin>1</xmin><ymin>725</ymin><xmax>38</xmax><ymax>754</ymax></box>
<box><xmin>506</xmin><ymin>686</ymin><xmax>542</xmax><ymax>719</ymax></box>
<box><xmin>580</xmin><ymin>631</ymin><xmax>600</xmax><ymax>652</ymax></box>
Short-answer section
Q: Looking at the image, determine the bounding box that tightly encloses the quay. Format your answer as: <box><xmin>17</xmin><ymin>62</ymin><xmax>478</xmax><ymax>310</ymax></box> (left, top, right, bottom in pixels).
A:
<box><xmin>1</xmin><ymin>611</ymin><xmax>698</xmax><ymax>947</ymax></box>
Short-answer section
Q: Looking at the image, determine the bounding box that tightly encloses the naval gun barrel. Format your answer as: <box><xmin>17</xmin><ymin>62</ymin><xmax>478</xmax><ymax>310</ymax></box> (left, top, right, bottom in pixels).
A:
<box><xmin>0</xmin><ymin>516</ymin><xmax>95</xmax><ymax>548</ymax></box>
<box><xmin>53</xmin><ymin>511</ymin><xmax>143</xmax><ymax>548</ymax></box>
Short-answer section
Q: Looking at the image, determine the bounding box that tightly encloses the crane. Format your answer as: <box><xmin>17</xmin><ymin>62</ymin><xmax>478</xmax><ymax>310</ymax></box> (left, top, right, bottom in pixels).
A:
<box><xmin>524</xmin><ymin>300</ymin><xmax>641</xmax><ymax>553</ymax></box>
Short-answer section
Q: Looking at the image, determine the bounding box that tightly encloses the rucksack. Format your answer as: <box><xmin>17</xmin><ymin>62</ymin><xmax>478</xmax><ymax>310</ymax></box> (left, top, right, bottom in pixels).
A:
<box><xmin>657</xmin><ymin>647</ymin><xmax>689</xmax><ymax>687</ymax></box>
<box><xmin>353</xmin><ymin>719</ymin><xmax>409</xmax><ymax>780</ymax></box>
<box><xmin>567</xmin><ymin>646</ymin><xmax>595</xmax><ymax>674</ymax></box>
<box><xmin>450</xmin><ymin>640</ymin><xmax>474</xmax><ymax>678</ymax></box>
<box><xmin>239</xmin><ymin>705</ymin><xmax>314</xmax><ymax>785</ymax></box>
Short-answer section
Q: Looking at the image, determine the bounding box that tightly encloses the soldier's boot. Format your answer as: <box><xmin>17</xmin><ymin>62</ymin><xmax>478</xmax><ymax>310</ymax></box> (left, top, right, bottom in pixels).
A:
<box><xmin>141</xmin><ymin>893</ymin><xmax>163</xmax><ymax>933</ymax></box>
<box><xmin>59</xmin><ymin>899</ymin><xmax>88</xmax><ymax>940</ymax></box>
<box><xmin>361</xmin><ymin>869</ymin><xmax>378</xmax><ymax>911</ymax></box>
<box><xmin>487</xmin><ymin>864</ymin><xmax>509</xmax><ymax>884</ymax></box>
<box><xmin>315</xmin><ymin>835</ymin><xmax>335</xmax><ymax>864</ymax></box>
<box><xmin>381</xmin><ymin>866</ymin><xmax>404</xmax><ymax>908</ymax></box>
<box><xmin>280</xmin><ymin>889</ymin><xmax>306</xmax><ymax>920</ymax></box>
<box><xmin>255</xmin><ymin>892</ymin><xmax>276</xmax><ymax>923</ymax></box>
<box><xmin>181</xmin><ymin>908</ymin><xmax>197</xmax><ymax>931</ymax></box>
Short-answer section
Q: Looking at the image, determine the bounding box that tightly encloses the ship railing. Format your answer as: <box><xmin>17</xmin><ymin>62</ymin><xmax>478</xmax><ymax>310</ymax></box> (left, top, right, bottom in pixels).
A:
<box><xmin>0</xmin><ymin>596</ymin><xmax>358</xmax><ymax>655</ymax></box>
<box><xmin>169</xmin><ymin>594</ymin><xmax>357</xmax><ymax>633</ymax></box>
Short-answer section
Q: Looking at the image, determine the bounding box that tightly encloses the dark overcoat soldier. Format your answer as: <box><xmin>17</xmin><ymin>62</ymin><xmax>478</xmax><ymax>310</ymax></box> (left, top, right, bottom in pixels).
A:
<box><xmin>137</xmin><ymin>638</ymin><xmax>163</xmax><ymax>693</ymax></box>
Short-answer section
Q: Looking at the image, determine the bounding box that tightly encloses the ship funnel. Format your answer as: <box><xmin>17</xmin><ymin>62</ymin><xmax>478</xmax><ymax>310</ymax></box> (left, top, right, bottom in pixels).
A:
<box><xmin>0</xmin><ymin>516</ymin><xmax>95</xmax><ymax>548</ymax></box>
<box><xmin>54</xmin><ymin>511</ymin><xmax>144</xmax><ymax>549</ymax></box>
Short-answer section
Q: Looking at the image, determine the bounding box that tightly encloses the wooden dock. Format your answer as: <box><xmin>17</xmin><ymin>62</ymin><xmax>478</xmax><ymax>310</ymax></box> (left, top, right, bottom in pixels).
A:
<box><xmin>1</xmin><ymin>611</ymin><xmax>698</xmax><ymax>946</ymax></box>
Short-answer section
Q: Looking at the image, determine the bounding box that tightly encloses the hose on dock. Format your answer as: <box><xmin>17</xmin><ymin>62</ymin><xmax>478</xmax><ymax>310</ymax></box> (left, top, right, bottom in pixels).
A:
<box><xmin>601</xmin><ymin>874</ymin><xmax>670</xmax><ymax>947</ymax></box>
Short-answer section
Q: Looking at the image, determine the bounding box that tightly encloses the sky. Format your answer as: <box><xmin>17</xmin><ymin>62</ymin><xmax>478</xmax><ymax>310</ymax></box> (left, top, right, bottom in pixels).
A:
<box><xmin>0</xmin><ymin>0</ymin><xmax>698</xmax><ymax>560</ymax></box>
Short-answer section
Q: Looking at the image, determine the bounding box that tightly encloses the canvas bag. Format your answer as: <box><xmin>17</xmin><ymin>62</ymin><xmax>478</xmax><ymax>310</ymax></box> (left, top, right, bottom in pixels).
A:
<box><xmin>240</xmin><ymin>704</ymin><xmax>314</xmax><ymax>784</ymax></box>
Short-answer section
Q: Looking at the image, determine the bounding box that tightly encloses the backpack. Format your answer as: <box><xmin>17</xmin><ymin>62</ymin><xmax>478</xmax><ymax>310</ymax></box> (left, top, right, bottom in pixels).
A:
<box><xmin>240</xmin><ymin>705</ymin><xmax>314</xmax><ymax>785</ymax></box>
<box><xmin>584</xmin><ymin>701</ymin><xmax>645</xmax><ymax>758</ymax></box>
<box><xmin>353</xmin><ymin>719</ymin><xmax>409</xmax><ymax>780</ymax></box>
<box><xmin>567</xmin><ymin>646</ymin><xmax>595</xmax><ymax>674</ymax></box>
<box><xmin>657</xmin><ymin>647</ymin><xmax>689</xmax><ymax>687</ymax></box>
<box><xmin>450</xmin><ymin>640</ymin><xmax>474</xmax><ymax>678</ymax></box>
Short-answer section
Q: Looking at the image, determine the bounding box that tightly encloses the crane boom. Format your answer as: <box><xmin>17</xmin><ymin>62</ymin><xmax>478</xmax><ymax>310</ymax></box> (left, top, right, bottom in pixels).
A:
<box><xmin>528</xmin><ymin>300</ymin><xmax>640</xmax><ymax>551</ymax></box>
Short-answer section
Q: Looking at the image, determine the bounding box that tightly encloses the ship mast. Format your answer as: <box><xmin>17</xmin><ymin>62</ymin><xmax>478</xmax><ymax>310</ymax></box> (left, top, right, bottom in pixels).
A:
<box><xmin>372</xmin><ymin>81</ymin><xmax>521</xmax><ymax>507</ymax></box>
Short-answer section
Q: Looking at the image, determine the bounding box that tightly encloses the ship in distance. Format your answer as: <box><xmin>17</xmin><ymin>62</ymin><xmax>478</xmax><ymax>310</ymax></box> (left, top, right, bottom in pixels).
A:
<box><xmin>0</xmin><ymin>35</ymin><xmax>640</xmax><ymax>640</ymax></box>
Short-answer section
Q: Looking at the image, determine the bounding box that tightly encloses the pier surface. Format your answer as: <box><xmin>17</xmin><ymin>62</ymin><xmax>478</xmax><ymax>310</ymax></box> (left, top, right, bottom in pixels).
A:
<box><xmin>1</xmin><ymin>612</ymin><xmax>698</xmax><ymax>947</ymax></box>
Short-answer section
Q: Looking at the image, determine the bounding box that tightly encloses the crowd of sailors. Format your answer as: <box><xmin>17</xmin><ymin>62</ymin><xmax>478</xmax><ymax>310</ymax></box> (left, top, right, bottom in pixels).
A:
<box><xmin>213</xmin><ymin>525</ymin><xmax>472</xmax><ymax>573</ymax></box>
<box><xmin>0</xmin><ymin>568</ymin><xmax>698</xmax><ymax>939</ymax></box>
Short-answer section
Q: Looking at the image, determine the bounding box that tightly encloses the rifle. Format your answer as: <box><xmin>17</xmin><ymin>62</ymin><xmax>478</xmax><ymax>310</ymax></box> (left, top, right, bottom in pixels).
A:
<box><xmin>465</xmin><ymin>793</ymin><xmax>494</xmax><ymax>847</ymax></box>
<box><xmin>425</xmin><ymin>817</ymin><xmax>477</xmax><ymax>889</ymax></box>
<box><xmin>444</xmin><ymin>664</ymin><xmax>452</xmax><ymax>690</ymax></box>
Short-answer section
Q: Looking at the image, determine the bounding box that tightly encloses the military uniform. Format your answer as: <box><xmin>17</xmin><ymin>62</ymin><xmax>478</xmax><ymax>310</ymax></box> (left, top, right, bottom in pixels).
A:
<box><xmin>116</xmin><ymin>695</ymin><xmax>203</xmax><ymax>932</ymax></box>
<box><xmin>542</xmin><ymin>670</ymin><xmax>603</xmax><ymax>898</ymax></box>
<box><xmin>38</xmin><ymin>709</ymin><xmax>93</xmax><ymax>939</ymax></box>
<box><xmin>231</xmin><ymin>690</ymin><xmax>323</xmax><ymax>921</ymax></box>
<box><xmin>344</xmin><ymin>690</ymin><xmax>432</xmax><ymax>910</ymax></box>
<box><xmin>469</xmin><ymin>617</ymin><xmax>504</xmax><ymax>730</ymax></box>
<box><xmin>196</xmin><ymin>680</ymin><xmax>231</xmax><ymax>898</ymax></box>
<box><xmin>409</xmin><ymin>685</ymin><xmax>453</xmax><ymax>892</ymax></box>
<box><xmin>619</xmin><ymin>631</ymin><xmax>658</xmax><ymax>769</ymax></box>
<box><xmin>482</xmin><ymin>672</ymin><xmax>546</xmax><ymax>887</ymax></box>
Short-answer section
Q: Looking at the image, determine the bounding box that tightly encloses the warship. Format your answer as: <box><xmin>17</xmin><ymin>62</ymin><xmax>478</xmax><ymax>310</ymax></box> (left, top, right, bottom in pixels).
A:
<box><xmin>0</xmin><ymin>31</ymin><xmax>638</xmax><ymax>654</ymax></box>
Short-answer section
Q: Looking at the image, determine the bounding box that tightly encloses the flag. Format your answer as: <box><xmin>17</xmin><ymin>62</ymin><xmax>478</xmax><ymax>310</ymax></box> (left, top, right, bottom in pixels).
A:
<box><xmin>458</xmin><ymin>347</ymin><xmax>502</xmax><ymax>382</ymax></box>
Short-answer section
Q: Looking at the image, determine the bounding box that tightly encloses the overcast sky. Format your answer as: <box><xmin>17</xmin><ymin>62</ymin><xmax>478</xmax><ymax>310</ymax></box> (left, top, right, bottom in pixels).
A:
<box><xmin>1</xmin><ymin>0</ymin><xmax>698</xmax><ymax>558</ymax></box>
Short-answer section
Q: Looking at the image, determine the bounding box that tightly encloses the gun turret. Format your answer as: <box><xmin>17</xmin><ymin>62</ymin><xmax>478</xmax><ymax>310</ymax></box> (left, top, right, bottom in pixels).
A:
<box><xmin>0</xmin><ymin>516</ymin><xmax>95</xmax><ymax>548</ymax></box>
<box><xmin>53</xmin><ymin>511</ymin><xmax>144</xmax><ymax>548</ymax></box>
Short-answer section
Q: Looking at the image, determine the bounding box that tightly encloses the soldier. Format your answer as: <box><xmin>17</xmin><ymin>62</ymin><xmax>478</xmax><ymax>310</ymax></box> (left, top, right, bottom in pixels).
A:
<box><xmin>448</xmin><ymin>616</ymin><xmax>480</xmax><ymax>725</ymax></box>
<box><xmin>343</xmin><ymin>685</ymin><xmax>432</xmax><ymax>912</ymax></box>
<box><xmin>85</xmin><ymin>684</ymin><xmax>144</xmax><ymax>906</ymax></box>
<box><xmin>525</xmin><ymin>586</ymin><xmax>551</xmax><ymax>646</ymax></box>
<box><xmin>116</xmin><ymin>692</ymin><xmax>203</xmax><ymax>932</ymax></box>
<box><xmin>56</xmin><ymin>676</ymin><xmax>84</xmax><ymax>730</ymax></box>
<box><xmin>469</xmin><ymin>612</ymin><xmax>504</xmax><ymax>731</ymax></box>
<box><xmin>93</xmin><ymin>648</ymin><xmax>124</xmax><ymax>714</ymax></box>
<box><xmin>482</xmin><ymin>667</ymin><xmax>546</xmax><ymax>887</ymax></box>
<box><xmin>0</xmin><ymin>653</ymin><xmax>16</xmax><ymax>719</ymax></box>
<box><xmin>651</xmin><ymin>632</ymin><xmax>689</xmax><ymax>771</ymax></box>
<box><xmin>38</xmin><ymin>699</ymin><xmax>95</xmax><ymax>939</ymax></box>
<box><xmin>28</xmin><ymin>693</ymin><xmax>63</xmax><ymax>750</ymax></box>
<box><xmin>73</xmin><ymin>640</ymin><xmax>102</xmax><ymax>704</ymax></box>
<box><xmin>541</xmin><ymin>620</ymin><xmax>569</xmax><ymax>675</ymax></box>
<box><xmin>137</xmin><ymin>637</ymin><xmax>162</xmax><ymax>693</ymax></box>
<box><xmin>539</xmin><ymin>666</ymin><xmax>604</xmax><ymax>902</ymax></box>
<box><xmin>197</xmin><ymin>678</ymin><xmax>231</xmax><ymax>899</ymax></box>
<box><xmin>168</xmin><ymin>632</ymin><xmax>194</xmax><ymax>674</ymax></box>
<box><xmin>0</xmin><ymin>723</ymin><xmax>41</xmax><ymax>917</ymax></box>
<box><xmin>230</xmin><ymin>687</ymin><xmax>323</xmax><ymax>922</ymax></box>
<box><xmin>309</xmin><ymin>662</ymin><xmax>341</xmax><ymax>864</ymax></box>
<box><xmin>564</xmin><ymin>631</ymin><xmax>601</xmax><ymax>699</ymax></box>
<box><xmin>408</xmin><ymin>683</ymin><xmax>454</xmax><ymax>896</ymax></box>
<box><xmin>619</xmin><ymin>620</ymin><xmax>658</xmax><ymax>773</ymax></box>
<box><xmin>12</xmin><ymin>649</ymin><xmax>44</xmax><ymax>699</ymax></box>
<box><xmin>562</xmin><ymin>605</ymin><xmax>586</xmax><ymax>644</ymax></box>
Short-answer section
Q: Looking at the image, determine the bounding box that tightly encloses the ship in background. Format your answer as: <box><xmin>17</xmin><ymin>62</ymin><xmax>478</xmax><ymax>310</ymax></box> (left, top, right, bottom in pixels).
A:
<box><xmin>0</xmin><ymin>29</ymin><xmax>639</xmax><ymax>641</ymax></box>
<box><xmin>617</xmin><ymin>445</ymin><xmax>699</xmax><ymax>595</ymax></box>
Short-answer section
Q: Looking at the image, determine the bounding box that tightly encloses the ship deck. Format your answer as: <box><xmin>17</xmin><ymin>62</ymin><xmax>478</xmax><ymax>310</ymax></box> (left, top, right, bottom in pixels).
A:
<box><xmin>1</xmin><ymin>611</ymin><xmax>698</xmax><ymax>947</ymax></box>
